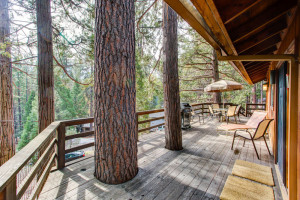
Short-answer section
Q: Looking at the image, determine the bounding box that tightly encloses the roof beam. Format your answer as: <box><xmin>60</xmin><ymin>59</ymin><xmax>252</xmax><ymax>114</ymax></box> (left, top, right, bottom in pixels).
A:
<box><xmin>163</xmin><ymin>0</ymin><xmax>221</xmax><ymax>50</ymax></box>
<box><xmin>229</xmin><ymin>0</ymin><xmax>297</xmax><ymax>43</ymax></box>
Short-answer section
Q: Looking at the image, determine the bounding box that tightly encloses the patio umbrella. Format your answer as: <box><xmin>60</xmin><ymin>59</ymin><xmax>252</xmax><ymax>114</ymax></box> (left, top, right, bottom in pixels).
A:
<box><xmin>204</xmin><ymin>80</ymin><xmax>243</xmax><ymax>107</ymax></box>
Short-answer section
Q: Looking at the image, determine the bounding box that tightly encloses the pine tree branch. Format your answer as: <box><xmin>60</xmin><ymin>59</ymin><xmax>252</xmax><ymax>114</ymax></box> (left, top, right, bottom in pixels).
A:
<box><xmin>182</xmin><ymin>66</ymin><xmax>213</xmax><ymax>71</ymax></box>
<box><xmin>185</xmin><ymin>62</ymin><xmax>212</xmax><ymax>66</ymax></box>
<box><xmin>136</xmin><ymin>0</ymin><xmax>159</xmax><ymax>35</ymax></box>
<box><xmin>149</xmin><ymin>47</ymin><xmax>163</xmax><ymax>83</ymax></box>
<box><xmin>180</xmin><ymin>75</ymin><xmax>213</xmax><ymax>81</ymax></box>
<box><xmin>12</xmin><ymin>66</ymin><xmax>36</xmax><ymax>79</ymax></box>
<box><xmin>53</xmin><ymin>56</ymin><xmax>92</xmax><ymax>86</ymax></box>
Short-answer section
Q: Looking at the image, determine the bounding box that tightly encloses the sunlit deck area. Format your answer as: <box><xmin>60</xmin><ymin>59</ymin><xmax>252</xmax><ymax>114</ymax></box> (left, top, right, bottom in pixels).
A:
<box><xmin>39</xmin><ymin>118</ymin><xmax>283</xmax><ymax>200</ymax></box>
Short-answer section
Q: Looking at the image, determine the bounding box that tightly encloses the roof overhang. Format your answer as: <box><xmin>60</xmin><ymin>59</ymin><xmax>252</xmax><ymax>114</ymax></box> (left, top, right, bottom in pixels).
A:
<box><xmin>164</xmin><ymin>0</ymin><xmax>298</xmax><ymax>84</ymax></box>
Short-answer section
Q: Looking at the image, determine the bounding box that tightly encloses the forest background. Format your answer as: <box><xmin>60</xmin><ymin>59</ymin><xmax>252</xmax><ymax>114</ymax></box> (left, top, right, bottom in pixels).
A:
<box><xmin>5</xmin><ymin>0</ymin><xmax>264</xmax><ymax>150</ymax></box>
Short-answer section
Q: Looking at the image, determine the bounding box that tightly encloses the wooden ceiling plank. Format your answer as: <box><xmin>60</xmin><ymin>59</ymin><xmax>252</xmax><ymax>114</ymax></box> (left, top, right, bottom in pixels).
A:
<box><xmin>229</xmin><ymin>0</ymin><xmax>297</xmax><ymax>43</ymax></box>
<box><xmin>240</xmin><ymin>34</ymin><xmax>281</xmax><ymax>55</ymax></box>
<box><xmin>247</xmin><ymin>65</ymin><xmax>270</xmax><ymax>73</ymax></box>
<box><xmin>256</xmin><ymin>46</ymin><xmax>278</xmax><ymax>55</ymax></box>
<box><xmin>246</xmin><ymin>62</ymin><xmax>270</xmax><ymax>70</ymax></box>
<box><xmin>243</xmin><ymin>61</ymin><xmax>264</xmax><ymax>67</ymax></box>
<box><xmin>213</xmin><ymin>0</ymin><xmax>260</xmax><ymax>24</ymax></box>
<box><xmin>235</xmin><ymin>16</ymin><xmax>287</xmax><ymax>53</ymax></box>
<box><xmin>251</xmin><ymin>76</ymin><xmax>267</xmax><ymax>83</ymax></box>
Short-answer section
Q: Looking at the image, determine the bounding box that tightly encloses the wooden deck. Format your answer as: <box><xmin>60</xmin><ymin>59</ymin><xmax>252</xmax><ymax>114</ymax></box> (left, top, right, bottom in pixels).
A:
<box><xmin>39</xmin><ymin>117</ymin><xmax>283</xmax><ymax>200</ymax></box>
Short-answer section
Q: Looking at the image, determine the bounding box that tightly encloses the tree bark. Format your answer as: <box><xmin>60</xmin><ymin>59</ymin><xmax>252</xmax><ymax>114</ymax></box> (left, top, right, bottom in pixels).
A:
<box><xmin>36</xmin><ymin>0</ymin><xmax>54</xmax><ymax>132</ymax></box>
<box><xmin>212</xmin><ymin>49</ymin><xmax>221</xmax><ymax>103</ymax></box>
<box><xmin>0</xmin><ymin>0</ymin><xmax>15</xmax><ymax>166</ymax></box>
<box><xmin>94</xmin><ymin>0</ymin><xmax>138</xmax><ymax>184</ymax></box>
<box><xmin>162</xmin><ymin>3</ymin><xmax>182</xmax><ymax>151</ymax></box>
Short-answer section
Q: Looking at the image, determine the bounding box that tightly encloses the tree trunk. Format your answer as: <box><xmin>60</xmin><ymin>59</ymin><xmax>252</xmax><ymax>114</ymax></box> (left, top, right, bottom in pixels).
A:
<box><xmin>212</xmin><ymin>49</ymin><xmax>221</xmax><ymax>103</ymax></box>
<box><xmin>162</xmin><ymin>3</ymin><xmax>182</xmax><ymax>151</ymax></box>
<box><xmin>94</xmin><ymin>0</ymin><xmax>138</xmax><ymax>184</ymax></box>
<box><xmin>17</xmin><ymin>72</ymin><xmax>22</xmax><ymax>134</ymax></box>
<box><xmin>252</xmin><ymin>84</ymin><xmax>256</xmax><ymax>104</ymax></box>
<box><xmin>36</xmin><ymin>0</ymin><xmax>54</xmax><ymax>132</ymax></box>
<box><xmin>0</xmin><ymin>0</ymin><xmax>15</xmax><ymax>166</ymax></box>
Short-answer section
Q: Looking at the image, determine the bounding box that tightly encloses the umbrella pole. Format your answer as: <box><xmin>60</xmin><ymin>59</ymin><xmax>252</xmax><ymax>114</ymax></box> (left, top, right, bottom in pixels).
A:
<box><xmin>223</xmin><ymin>93</ymin><xmax>225</xmax><ymax>108</ymax></box>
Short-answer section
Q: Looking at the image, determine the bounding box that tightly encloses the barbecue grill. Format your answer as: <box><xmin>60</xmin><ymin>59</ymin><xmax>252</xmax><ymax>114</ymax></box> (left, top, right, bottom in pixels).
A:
<box><xmin>180</xmin><ymin>103</ymin><xmax>192</xmax><ymax>129</ymax></box>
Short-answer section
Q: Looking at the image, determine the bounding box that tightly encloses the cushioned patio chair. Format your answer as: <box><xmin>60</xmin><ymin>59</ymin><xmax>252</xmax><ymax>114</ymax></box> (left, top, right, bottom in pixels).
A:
<box><xmin>231</xmin><ymin>118</ymin><xmax>273</xmax><ymax>159</ymax></box>
<box><xmin>225</xmin><ymin>105</ymin><xmax>237</xmax><ymax>124</ymax></box>
<box><xmin>208</xmin><ymin>105</ymin><xmax>221</xmax><ymax>121</ymax></box>
<box><xmin>234</xmin><ymin>105</ymin><xmax>241</xmax><ymax>122</ymax></box>
<box><xmin>212</xmin><ymin>103</ymin><xmax>220</xmax><ymax>109</ymax></box>
<box><xmin>191</xmin><ymin>107</ymin><xmax>205</xmax><ymax>124</ymax></box>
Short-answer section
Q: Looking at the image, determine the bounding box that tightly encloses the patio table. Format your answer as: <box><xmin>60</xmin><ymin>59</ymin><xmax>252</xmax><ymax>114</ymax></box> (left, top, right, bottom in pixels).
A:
<box><xmin>213</xmin><ymin>108</ymin><xmax>227</xmax><ymax>121</ymax></box>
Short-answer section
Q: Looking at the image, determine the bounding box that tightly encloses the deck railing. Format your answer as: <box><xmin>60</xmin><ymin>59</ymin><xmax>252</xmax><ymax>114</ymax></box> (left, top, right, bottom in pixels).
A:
<box><xmin>136</xmin><ymin>102</ymin><xmax>243</xmax><ymax>133</ymax></box>
<box><xmin>0</xmin><ymin>118</ymin><xmax>94</xmax><ymax>200</ymax></box>
<box><xmin>0</xmin><ymin>102</ymin><xmax>248</xmax><ymax>199</ymax></box>
<box><xmin>245</xmin><ymin>103</ymin><xmax>266</xmax><ymax>116</ymax></box>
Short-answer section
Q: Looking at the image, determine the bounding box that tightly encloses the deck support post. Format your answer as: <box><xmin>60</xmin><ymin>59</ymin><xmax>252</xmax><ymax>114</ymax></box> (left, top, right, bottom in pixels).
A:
<box><xmin>0</xmin><ymin>178</ymin><xmax>16</xmax><ymax>200</ymax></box>
<box><xmin>56</xmin><ymin>123</ymin><xmax>65</xmax><ymax>169</ymax></box>
<box><xmin>162</xmin><ymin>2</ymin><xmax>182</xmax><ymax>151</ymax></box>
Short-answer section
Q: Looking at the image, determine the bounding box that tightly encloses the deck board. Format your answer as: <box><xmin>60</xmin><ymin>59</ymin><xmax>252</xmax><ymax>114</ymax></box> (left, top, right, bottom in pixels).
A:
<box><xmin>39</xmin><ymin>117</ymin><xmax>283</xmax><ymax>200</ymax></box>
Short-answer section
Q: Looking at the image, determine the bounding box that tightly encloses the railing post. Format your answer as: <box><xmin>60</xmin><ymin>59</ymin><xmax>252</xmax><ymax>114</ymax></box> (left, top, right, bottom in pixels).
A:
<box><xmin>245</xmin><ymin>103</ymin><xmax>248</xmax><ymax>117</ymax></box>
<box><xmin>0</xmin><ymin>178</ymin><xmax>16</xmax><ymax>200</ymax></box>
<box><xmin>56</xmin><ymin>123</ymin><xmax>65</xmax><ymax>169</ymax></box>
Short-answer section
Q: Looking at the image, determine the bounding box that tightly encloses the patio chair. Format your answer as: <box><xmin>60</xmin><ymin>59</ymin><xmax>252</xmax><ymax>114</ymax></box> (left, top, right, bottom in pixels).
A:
<box><xmin>225</xmin><ymin>105</ymin><xmax>237</xmax><ymax>124</ymax></box>
<box><xmin>208</xmin><ymin>105</ymin><xmax>221</xmax><ymax>121</ymax></box>
<box><xmin>234</xmin><ymin>105</ymin><xmax>241</xmax><ymax>122</ymax></box>
<box><xmin>212</xmin><ymin>103</ymin><xmax>219</xmax><ymax>109</ymax></box>
<box><xmin>231</xmin><ymin>118</ymin><xmax>273</xmax><ymax>159</ymax></box>
<box><xmin>191</xmin><ymin>107</ymin><xmax>205</xmax><ymax>124</ymax></box>
<box><xmin>217</xmin><ymin>110</ymin><xmax>267</xmax><ymax>133</ymax></box>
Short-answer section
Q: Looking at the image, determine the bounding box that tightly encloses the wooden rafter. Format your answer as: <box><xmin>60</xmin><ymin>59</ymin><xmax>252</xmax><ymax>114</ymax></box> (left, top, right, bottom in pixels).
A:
<box><xmin>240</xmin><ymin>34</ymin><xmax>281</xmax><ymax>55</ymax></box>
<box><xmin>213</xmin><ymin>0</ymin><xmax>259</xmax><ymax>24</ymax></box>
<box><xmin>235</xmin><ymin>16</ymin><xmax>287</xmax><ymax>53</ymax></box>
<box><xmin>246</xmin><ymin>63</ymin><xmax>270</xmax><ymax>71</ymax></box>
<box><xmin>229</xmin><ymin>0</ymin><xmax>296</xmax><ymax>43</ymax></box>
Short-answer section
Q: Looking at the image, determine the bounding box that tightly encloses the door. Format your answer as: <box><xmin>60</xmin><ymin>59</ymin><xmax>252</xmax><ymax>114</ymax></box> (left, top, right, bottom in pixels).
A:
<box><xmin>277</xmin><ymin>62</ymin><xmax>287</xmax><ymax>185</ymax></box>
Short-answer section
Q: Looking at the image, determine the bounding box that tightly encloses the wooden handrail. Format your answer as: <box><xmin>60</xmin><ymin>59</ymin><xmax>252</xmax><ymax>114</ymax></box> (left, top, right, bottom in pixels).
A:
<box><xmin>245</xmin><ymin>103</ymin><xmax>266</xmax><ymax>116</ymax></box>
<box><xmin>0</xmin><ymin>121</ymin><xmax>60</xmax><ymax>192</ymax></box>
<box><xmin>0</xmin><ymin>117</ymin><xmax>95</xmax><ymax>199</ymax></box>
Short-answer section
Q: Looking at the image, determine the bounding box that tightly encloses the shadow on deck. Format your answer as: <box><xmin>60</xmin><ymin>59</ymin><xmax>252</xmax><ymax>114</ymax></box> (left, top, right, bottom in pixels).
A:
<box><xmin>39</xmin><ymin>117</ymin><xmax>283</xmax><ymax>200</ymax></box>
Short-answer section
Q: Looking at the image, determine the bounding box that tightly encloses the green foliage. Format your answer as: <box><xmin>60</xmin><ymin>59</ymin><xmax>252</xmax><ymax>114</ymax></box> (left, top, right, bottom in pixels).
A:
<box><xmin>17</xmin><ymin>94</ymin><xmax>38</xmax><ymax>150</ymax></box>
<box><xmin>55</xmin><ymin>71</ymin><xmax>88</xmax><ymax>120</ymax></box>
